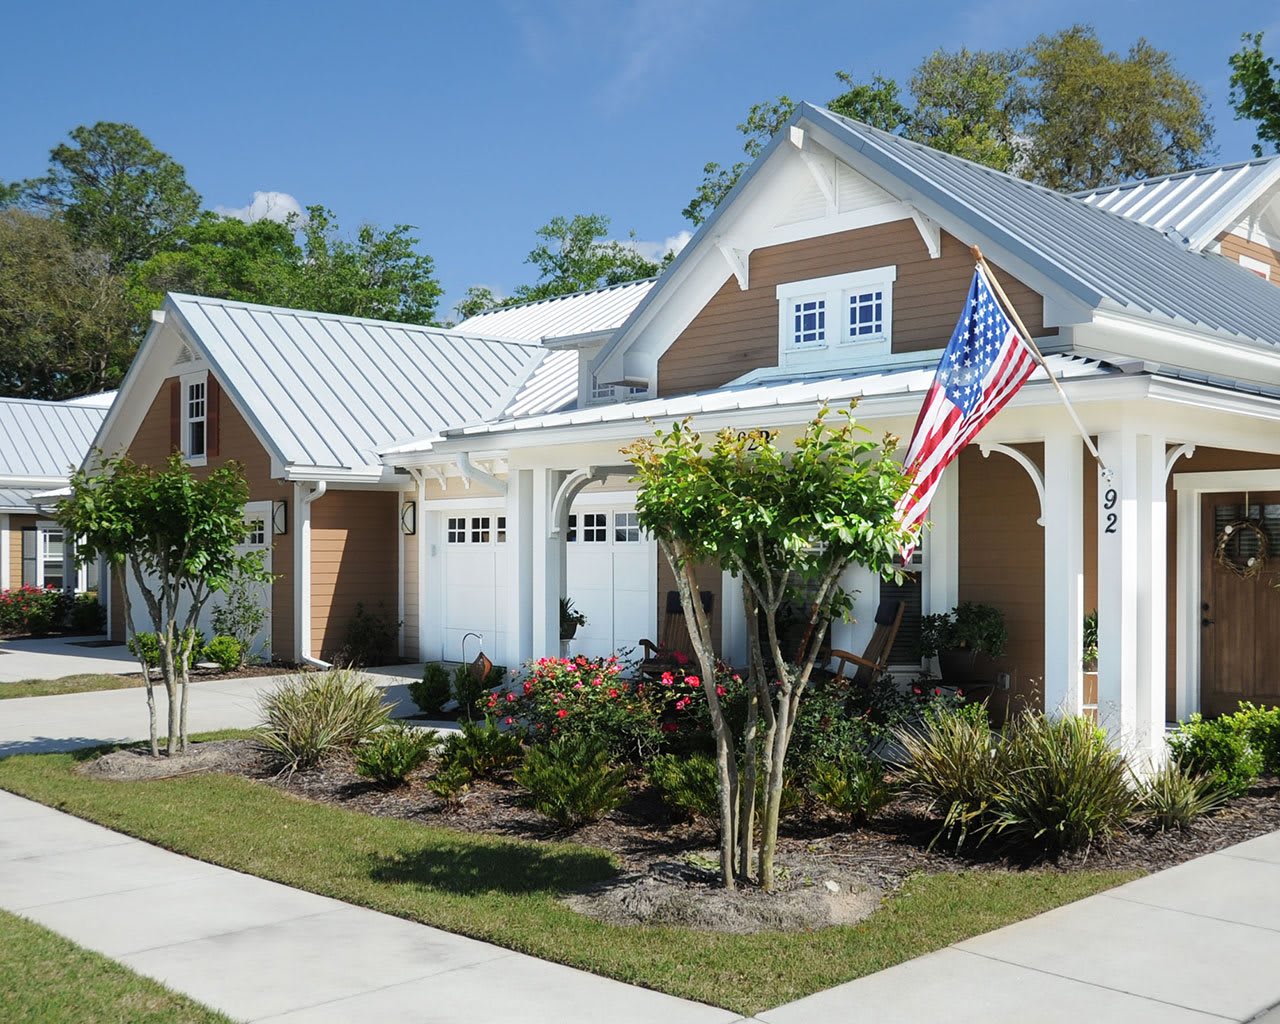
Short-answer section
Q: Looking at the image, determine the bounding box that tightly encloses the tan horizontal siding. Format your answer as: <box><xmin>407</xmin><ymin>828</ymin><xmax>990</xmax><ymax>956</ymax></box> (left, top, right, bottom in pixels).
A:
<box><xmin>118</xmin><ymin>376</ymin><xmax>293</xmax><ymax>656</ymax></box>
<box><xmin>310</xmin><ymin>489</ymin><xmax>399</xmax><ymax>661</ymax></box>
<box><xmin>659</xmin><ymin>223</ymin><xmax>1053</xmax><ymax>396</ymax></box>
<box><xmin>957</xmin><ymin>445</ymin><xmax>1045</xmax><ymax>720</ymax></box>
<box><xmin>8</xmin><ymin>514</ymin><xmax>38</xmax><ymax>591</ymax></box>
<box><xmin>1218</xmin><ymin>232</ymin><xmax>1280</xmax><ymax>283</ymax></box>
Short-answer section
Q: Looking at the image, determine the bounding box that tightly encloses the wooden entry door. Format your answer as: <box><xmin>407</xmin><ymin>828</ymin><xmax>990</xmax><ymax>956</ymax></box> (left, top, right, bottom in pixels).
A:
<box><xmin>1200</xmin><ymin>492</ymin><xmax>1280</xmax><ymax>716</ymax></box>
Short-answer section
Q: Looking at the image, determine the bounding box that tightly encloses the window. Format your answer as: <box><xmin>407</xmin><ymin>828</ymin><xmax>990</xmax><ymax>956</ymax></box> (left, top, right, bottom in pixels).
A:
<box><xmin>496</xmin><ymin>516</ymin><xmax>507</xmax><ymax>543</ymax></box>
<box><xmin>447</xmin><ymin>517</ymin><xmax>467</xmax><ymax>543</ymax></box>
<box><xmin>791</xmin><ymin>297</ymin><xmax>826</xmax><ymax>346</ymax></box>
<box><xmin>614</xmin><ymin>512</ymin><xmax>640</xmax><ymax>543</ymax></box>
<box><xmin>566</xmin><ymin>514</ymin><xmax>577</xmax><ymax>543</ymax></box>
<box><xmin>581</xmin><ymin>512</ymin><xmax>607</xmax><ymax>542</ymax></box>
<box><xmin>589</xmin><ymin>374</ymin><xmax>649</xmax><ymax>405</ymax></box>
<box><xmin>777</xmin><ymin>266</ymin><xmax>896</xmax><ymax>367</ymax></box>
<box><xmin>245</xmin><ymin>517</ymin><xmax>266</xmax><ymax>547</ymax></box>
<box><xmin>181</xmin><ymin>372</ymin><xmax>207</xmax><ymax>463</ymax></box>
<box><xmin>21</xmin><ymin>524</ymin><xmax>66</xmax><ymax>589</ymax></box>
<box><xmin>471</xmin><ymin>516</ymin><xmax>491</xmax><ymax>543</ymax></box>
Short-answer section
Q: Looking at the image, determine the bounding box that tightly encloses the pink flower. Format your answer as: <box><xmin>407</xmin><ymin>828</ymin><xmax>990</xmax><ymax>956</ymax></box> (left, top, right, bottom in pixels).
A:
<box><xmin>673</xmin><ymin>651</ymin><xmax>690</xmax><ymax>666</ymax></box>
<box><xmin>715</xmin><ymin>685</ymin><xmax>727</xmax><ymax>697</ymax></box>
<box><xmin>523</xmin><ymin>681</ymin><xmax>534</xmax><ymax>695</ymax></box>
<box><xmin>504</xmin><ymin>716</ymin><xmax>514</xmax><ymax>726</ymax></box>
<box><xmin>661</xmin><ymin>672</ymin><xmax>675</xmax><ymax>687</ymax></box>
<box><xmin>556</xmin><ymin>709</ymin><xmax>568</xmax><ymax>719</ymax></box>
<box><xmin>573</xmin><ymin>681</ymin><xmax>584</xmax><ymax>690</ymax></box>
<box><xmin>608</xmin><ymin>688</ymin><xmax>619</xmax><ymax>698</ymax></box>
<box><xmin>486</xmin><ymin>694</ymin><xmax>498</xmax><ymax>708</ymax></box>
<box><xmin>505</xmin><ymin>692</ymin><xmax>515</xmax><ymax>703</ymax></box>
<box><xmin>675</xmin><ymin>697</ymin><xmax>690</xmax><ymax>711</ymax></box>
<box><xmin>686</xmin><ymin>675</ymin><xmax>700</xmax><ymax>688</ymax></box>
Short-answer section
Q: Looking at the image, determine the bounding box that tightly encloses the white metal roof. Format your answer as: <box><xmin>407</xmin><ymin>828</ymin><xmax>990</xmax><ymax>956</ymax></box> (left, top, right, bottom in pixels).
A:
<box><xmin>382</xmin><ymin>355</ymin><xmax>1107</xmax><ymax>455</ymax></box>
<box><xmin>502</xmin><ymin>349</ymin><xmax>579</xmax><ymax>419</ymax></box>
<box><xmin>0</xmin><ymin>397</ymin><xmax>108</xmax><ymax>480</ymax></box>
<box><xmin>1074</xmin><ymin>157</ymin><xmax>1280</xmax><ymax>250</ymax></box>
<box><xmin>454</xmin><ymin>278</ymin><xmax>656</xmax><ymax>341</ymax></box>
<box><xmin>167</xmin><ymin>295</ymin><xmax>554</xmax><ymax>473</ymax></box>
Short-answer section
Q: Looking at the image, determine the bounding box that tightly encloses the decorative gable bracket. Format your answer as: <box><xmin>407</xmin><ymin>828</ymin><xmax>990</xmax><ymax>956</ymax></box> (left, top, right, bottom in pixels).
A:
<box><xmin>910</xmin><ymin>209</ymin><xmax>942</xmax><ymax>259</ymax></box>
<box><xmin>718</xmin><ymin>244</ymin><xmax>750</xmax><ymax>291</ymax></box>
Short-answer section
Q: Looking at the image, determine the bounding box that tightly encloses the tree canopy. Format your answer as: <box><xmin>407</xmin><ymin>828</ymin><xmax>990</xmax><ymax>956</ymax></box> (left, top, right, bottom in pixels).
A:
<box><xmin>684</xmin><ymin>27</ymin><xmax>1216</xmax><ymax>224</ymax></box>
<box><xmin>1230</xmin><ymin>32</ymin><xmax>1280</xmax><ymax>157</ymax></box>
<box><xmin>510</xmin><ymin>213</ymin><xmax>662</xmax><ymax>305</ymax></box>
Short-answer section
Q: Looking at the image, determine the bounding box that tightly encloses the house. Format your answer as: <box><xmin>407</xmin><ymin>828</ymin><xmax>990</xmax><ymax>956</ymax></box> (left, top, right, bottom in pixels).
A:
<box><xmin>0</xmin><ymin>393</ymin><xmax>114</xmax><ymax>594</ymax></box>
<box><xmin>95</xmin><ymin>103</ymin><xmax>1280</xmax><ymax>762</ymax></box>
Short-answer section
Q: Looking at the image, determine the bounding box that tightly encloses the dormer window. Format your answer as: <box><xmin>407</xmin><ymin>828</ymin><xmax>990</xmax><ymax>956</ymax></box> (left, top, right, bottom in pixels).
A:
<box><xmin>588</xmin><ymin>374</ymin><xmax>648</xmax><ymax>405</ymax></box>
<box><xmin>181</xmin><ymin>371</ymin><xmax>208</xmax><ymax>465</ymax></box>
<box><xmin>777</xmin><ymin>266</ymin><xmax>896</xmax><ymax>369</ymax></box>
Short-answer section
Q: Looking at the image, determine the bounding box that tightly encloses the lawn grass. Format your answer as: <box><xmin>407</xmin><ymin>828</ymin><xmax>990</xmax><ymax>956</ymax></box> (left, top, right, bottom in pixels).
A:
<box><xmin>0</xmin><ymin>741</ymin><xmax>1139</xmax><ymax>1015</ymax></box>
<box><xmin>0</xmin><ymin>673</ymin><xmax>140</xmax><ymax>700</ymax></box>
<box><xmin>0</xmin><ymin>907</ymin><xmax>233</xmax><ymax>1024</ymax></box>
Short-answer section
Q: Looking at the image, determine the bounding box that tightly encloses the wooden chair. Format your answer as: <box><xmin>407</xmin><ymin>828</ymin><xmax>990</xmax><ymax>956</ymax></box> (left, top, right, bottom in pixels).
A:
<box><xmin>640</xmin><ymin>589</ymin><xmax>715</xmax><ymax>676</ymax></box>
<box><xmin>829</xmin><ymin>598</ymin><xmax>905</xmax><ymax>687</ymax></box>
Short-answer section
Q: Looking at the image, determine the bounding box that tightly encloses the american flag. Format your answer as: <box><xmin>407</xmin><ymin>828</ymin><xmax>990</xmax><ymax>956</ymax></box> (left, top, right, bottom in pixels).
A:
<box><xmin>896</xmin><ymin>266</ymin><xmax>1038</xmax><ymax>560</ymax></box>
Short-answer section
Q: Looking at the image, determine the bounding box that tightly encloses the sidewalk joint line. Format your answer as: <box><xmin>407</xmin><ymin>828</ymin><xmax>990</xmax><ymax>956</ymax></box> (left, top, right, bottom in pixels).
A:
<box><xmin>1101</xmin><ymin>891</ymin><xmax>1280</xmax><ymax>936</ymax></box>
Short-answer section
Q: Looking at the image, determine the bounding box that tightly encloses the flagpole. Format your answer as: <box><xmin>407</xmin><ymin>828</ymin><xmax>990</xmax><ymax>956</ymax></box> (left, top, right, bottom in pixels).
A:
<box><xmin>969</xmin><ymin>244</ymin><xmax>1110</xmax><ymax>477</ymax></box>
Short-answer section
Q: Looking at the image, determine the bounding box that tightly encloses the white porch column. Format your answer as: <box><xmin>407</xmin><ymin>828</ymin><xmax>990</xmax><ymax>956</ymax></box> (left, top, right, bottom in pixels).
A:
<box><xmin>925</xmin><ymin>465</ymin><xmax>959</xmax><ymax>618</ymax></box>
<box><xmin>504</xmin><ymin>469</ymin><xmax>534</xmax><ymax>668</ymax></box>
<box><xmin>422</xmin><ymin>507</ymin><xmax>445</xmax><ymax>661</ymax></box>
<box><xmin>721</xmin><ymin>570</ymin><xmax>746</xmax><ymax>667</ymax></box>
<box><xmin>1096</xmin><ymin>431</ymin><xmax>1167</xmax><ymax>760</ymax></box>
<box><xmin>531</xmin><ymin>469</ymin><xmax>567</xmax><ymax>659</ymax></box>
<box><xmin>0</xmin><ymin>513</ymin><xmax>9</xmax><ymax>591</ymax></box>
<box><xmin>415</xmin><ymin>475</ymin><xmax>428</xmax><ymax>662</ymax></box>
<box><xmin>1043</xmin><ymin>433</ymin><xmax>1084</xmax><ymax>716</ymax></box>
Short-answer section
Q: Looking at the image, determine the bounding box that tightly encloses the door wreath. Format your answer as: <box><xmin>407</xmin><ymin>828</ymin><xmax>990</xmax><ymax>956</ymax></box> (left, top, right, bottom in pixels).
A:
<box><xmin>1214</xmin><ymin>519</ymin><xmax>1269</xmax><ymax>580</ymax></box>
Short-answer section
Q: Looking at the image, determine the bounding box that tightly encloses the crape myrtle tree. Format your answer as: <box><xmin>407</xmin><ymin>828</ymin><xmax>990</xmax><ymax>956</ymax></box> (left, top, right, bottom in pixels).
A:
<box><xmin>56</xmin><ymin>453</ymin><xmax>269</xmax><ymax>756</ymax></box>
<box><xmin>625</xmin><ymin>407</ymin><xmax>916</xmax><ymax>889</ymax></box>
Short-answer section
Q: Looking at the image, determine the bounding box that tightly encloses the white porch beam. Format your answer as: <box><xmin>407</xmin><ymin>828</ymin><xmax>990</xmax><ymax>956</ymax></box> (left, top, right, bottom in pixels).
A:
<box><xmin>1096</xmin><ymin>430</ymin><xmax>1167</xmax><ymax>761</ymax></box>
<box><xmin>504</xmin><ymin>469</ymin><xmax>534</xmax><ymax>669</ymax></box>
<box><xmin>1043</xmin><ymin>433</ymin><xmax>1084</xmax><ymax>716</ymax></box>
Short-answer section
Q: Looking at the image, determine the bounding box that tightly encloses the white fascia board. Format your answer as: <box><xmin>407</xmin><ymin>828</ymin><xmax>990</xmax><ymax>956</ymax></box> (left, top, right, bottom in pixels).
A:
<box><xmin>0</xmin><ymin>475</ymin><xmax>73</xmax><ymax>488</ymax></box>
<box><xmin>541</xmin><ymin>331</ymin><xmax>611</xmax><ymax>351</ymax></box>
<box><xmin>1078</xmin><ymin>307</ymin><xmax>1280</xmax><ymax>385</ymax></box>
<box><xmin>82</xmin><ymin>311</ymin><xmax>175</xmax><ymax>471</ymax></box>
<box><xmin>1188</xmin><ymin>163</ymin><xmax>1280</xmax><ymax>251</ymax></box>
<box><xmin>282</xmin><ymin>464</ymin><xmax>400</xmax><ymax>485</ymax></box>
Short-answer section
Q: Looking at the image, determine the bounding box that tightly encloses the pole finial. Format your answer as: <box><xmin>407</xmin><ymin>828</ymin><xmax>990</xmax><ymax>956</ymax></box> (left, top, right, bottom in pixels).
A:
<box><xmin>970</xmin><ymin>243</ymin><xmax>984</xmax><ymax>263</ymax></box>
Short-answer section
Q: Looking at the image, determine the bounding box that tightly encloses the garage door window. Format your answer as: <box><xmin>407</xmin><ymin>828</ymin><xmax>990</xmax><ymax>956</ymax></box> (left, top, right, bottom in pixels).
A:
<box><xmin>614</xmin><ymin>512</ymin><xmax>641</xmax><ymax>543</ymax></box>
<box><xmin>495</xmin><ymin>516</ymin><xmax>507</xmax><ymax>543</ymax></box>
<box><xmin>447</xmin><ymin>517</ymin><xmax>467</xmax><ymax>543</ymax></box>
<box><xmin>581</xmin><ymin>513</ymin><xmax>608</xmax><ymax>542</ymax></box>
<box><xmin>471</xmin><ymin>516</ymin><xmax>492</xmax><ymax>543</ymax></box>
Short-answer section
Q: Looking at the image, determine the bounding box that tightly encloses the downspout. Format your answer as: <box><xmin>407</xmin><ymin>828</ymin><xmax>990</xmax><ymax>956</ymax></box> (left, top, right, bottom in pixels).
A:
<box><xmin>295</xmin><ymin>480</ymin><xmax>330</xmax><ymax>669</ymax></box>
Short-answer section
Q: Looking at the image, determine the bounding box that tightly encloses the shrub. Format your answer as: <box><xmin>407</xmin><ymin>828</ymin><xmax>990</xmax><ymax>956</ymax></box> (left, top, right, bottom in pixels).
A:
<box><xmin>457</xmin><ymin>662</ymin><xmax>506</xmax><ymax>722</ymax></box>
<box><xmin>506</xmin><ymin>655</ymin><xmax>663</xmax><ymax>761</ymax></box>
<box><xmin>410</xmin><ymin>662</ymin><xmax>453</xmax><ymax>715</ymax></box>
<box><xmin>202</xmin><ymin>635</ymin><xmax>242</xmax><ymax>673</ymax></box>
<box><xmin>210</xmin><ymin>569</ymin><xmax>266</xmax><ymax>663</ymax></box>
<box><xmin>1232</xmin><ymin>702</ymin><xmax>1280</xmax><ymax>775</ymax></box>
<box><xmin>1168</xmin><ymin>713</ymin><xmax>1262</xmax><ymax>798</ymax></box>
<box><xmin>70</xmin><ymin>593</ymin><xmax>106</xmax><ymax>634</ymax></box>
<box><xmin>649</xmin><ymin>752</ymin><xmax>720</xmax><ymax>820</ymax></box>
<box><xmin>514</xmin><ymin>736</ymin><xmax>629</xmax><ymax>827</ymax></box>
<box><xmin>127</xmin><ymin>629</ymin><xmax>204</xmax><ymax>669</ymax></box>
<box><xmin>337</xmin><ymin>601</ymin><xmax>400</xmax><ymax>667</ymax></box>
<box><xmin>355</xmin><ymin>724</ymin><xmax>440</xmax><ymax>786</ymax></box>
<box><xmin>0</xmin><ymin>585</ymin><xmax>70</xmax><ymax>635</ymax></box>
<box><xmin>257</xmin><ymin>669</ymin><xmax>391</xmax><ymax>774</ymax></box>
<box><xmin>917</xmin><ymin>602</ymin><xmax>1007</xmax><ymax>659</ymax></box>
<box><xmin>806</xmin><ymin>755</ymin><xmax>893</xmax><ymax>823</ymax></box>
<box><xmin>426</xmin><ymin>761</ymin><xmax>472</xmax><ymax>807</ymax></box>
<box><xmin>986</xmin><ymin>713</ymin><xmax>1136</xmax><ymax>855</ymax></box>
<box><xmin>896</xmin><ymin>707</ymin><xmax>999</xmax><ymax>849</ymax></box>
<box><xmin>1139</xmin><ymin>759</ymin><xmax>1230</xmax><ymax>830</ymax></box>
<box><xmin>438</xmin><ymin>717</ymin><xmax>522</xmax><ymax>778</ymax></box>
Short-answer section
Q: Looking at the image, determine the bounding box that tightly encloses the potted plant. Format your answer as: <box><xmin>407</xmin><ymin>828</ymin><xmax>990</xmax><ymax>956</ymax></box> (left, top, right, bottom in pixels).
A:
<box><xmin>560</xmin><ymin>598</ymin><xmax>587</xmax><ymax>641</ymax></box>
<box><xmin>1081</xmin><ymin>609</ymin><xmax>1099</xmax><ymax>721</ymax></box>
<box><xmin>918</xmin><ymin>602</ymin><xmax>1007</xmax><ymax>685</ymax></box>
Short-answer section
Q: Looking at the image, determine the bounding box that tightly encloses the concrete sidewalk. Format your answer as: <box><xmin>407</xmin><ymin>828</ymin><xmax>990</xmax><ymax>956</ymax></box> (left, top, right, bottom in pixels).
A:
<box><xmin>0</xmin><ymin>635</ymin><xmax>138</xmax><ymax>682</ymax></box>
<box><xmin>0</xmin><ymin>668</ymin><xmax>433</xmax><ymax>758</ymax></box>
<box><xmin>0</xmin><ymin>790</ymin><xmax>740</xmax><ymax>1024</ymax></box>
<box><xmin>758</xmin><ymin>830</ymin><xmax>1280</xmax><ymax>1024</ymax></box>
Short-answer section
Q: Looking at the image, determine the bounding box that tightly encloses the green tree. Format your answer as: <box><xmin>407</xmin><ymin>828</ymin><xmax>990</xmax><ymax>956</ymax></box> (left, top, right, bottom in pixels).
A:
<box><xmin>290</xmin><ymin>206</ymin><xmax>442</xmax><ymax>323</ymax></box>
<box><xmin>507</xmin><ymin>213</ymin><xmax>660</xmax><ymax>304</ymax></box>
<box><xmin>127</xmin><ymin>212</ymin><xmax>302</xmax><ymax>320</ymax></box>
<box><xmin>625</xmin><ymin>407</ymin><xmax>915</xmax><ymax>889</ymax></box>
<box><xmin>1229</xmin><ymin>32</ymin><xmax>1280</xmax><ymax>157</ymax></box>
<box><xmin>56</xmin><ymin>454</ymin><xmax>268</xmax><ymax>756</ymax></box>
<box><xmin>16</xmin><ymin>122</ymin><xmax>201</xmax><ymax>272</ymax></box>
<box><xmin>1022</xmin><ymin>26</ymin><xmax>1214</xmax><ymax>190</ymax></box>
<box><xmin>908</xmin><ymin>48</ymin><xmax>1027</xmax><ymax>171</ymax></box>
<box><xmin>828</xmin><ymin>70</ymin><xmax>912</xmax><ymax>131</ymax></box>
<box><xmin>0</xmin><ymin>210</ymin><xmax>134</xmax><ymax>399</ymax></box>
<box><xmin>453</xmin><ymin>285</ymin><xmax>499</xmax><ymax>322</ymax></box>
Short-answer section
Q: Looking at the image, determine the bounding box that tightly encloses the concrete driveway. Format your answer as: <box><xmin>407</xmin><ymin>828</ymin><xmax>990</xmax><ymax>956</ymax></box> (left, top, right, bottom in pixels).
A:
<box><xmin>0</xmin><ymin>635</ymin><xmax>138</xmax><ymax>683</ymax></box>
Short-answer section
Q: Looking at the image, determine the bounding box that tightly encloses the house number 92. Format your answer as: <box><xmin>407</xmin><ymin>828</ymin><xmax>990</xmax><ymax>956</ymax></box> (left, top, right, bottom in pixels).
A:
<box><xmin>1103</xmin><ymin>488</ymin><xmax>1118</xmax><ymax>534</ymax></box>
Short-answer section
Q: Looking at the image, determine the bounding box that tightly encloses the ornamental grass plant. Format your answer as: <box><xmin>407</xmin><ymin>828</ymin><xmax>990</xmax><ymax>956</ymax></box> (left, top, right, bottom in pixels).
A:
<box><xmin>258</xmin><ymin>669</ymin><xmax>391</xmax><ymax>774</ymax></box>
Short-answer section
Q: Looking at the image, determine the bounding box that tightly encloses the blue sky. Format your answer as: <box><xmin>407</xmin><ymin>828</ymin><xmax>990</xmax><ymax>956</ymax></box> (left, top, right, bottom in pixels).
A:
<box><xmin>2</xmin><ymin>1</ymin><xmax>1276</xmax><ymax>319</ymax></box>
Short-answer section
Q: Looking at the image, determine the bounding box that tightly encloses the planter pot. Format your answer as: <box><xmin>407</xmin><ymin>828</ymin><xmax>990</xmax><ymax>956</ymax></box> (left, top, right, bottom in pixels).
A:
<box><xmin>937</xmin><ymin>648</ymin><xmax>981</xmax><ymax>686</ymax></box>
<box><xmin>559</xmin><ymin>638</ymin><xmax>572</xmax><ymax>660</ymax></box>
<box><xmin>561</xmin><ymin>623</ymin><xmax>578</xmax><ymax>641</ymax></box>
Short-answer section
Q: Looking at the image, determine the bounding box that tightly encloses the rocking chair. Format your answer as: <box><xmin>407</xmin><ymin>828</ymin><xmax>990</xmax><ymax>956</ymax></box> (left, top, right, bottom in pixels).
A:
<box><xmin>828</xmin><ymin>598</ymin><xmax>905</xmax><ymax>688</ymax></box>
<box><xmin>639</xmin><ymin>589</ymin><xmax>715</xmax><ymax>677</ymax></box>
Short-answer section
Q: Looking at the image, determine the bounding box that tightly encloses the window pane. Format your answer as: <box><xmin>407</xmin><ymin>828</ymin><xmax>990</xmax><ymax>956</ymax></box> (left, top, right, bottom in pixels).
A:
<box><xmin>447</xmin><ymin>517</ymin><xmax>467</xmax><ymax>543</ymax></box>
<box><xmin>792</xmin><ymin>298</ymin><xmax>826</xmax><ymax>345</ymax></box>
<box><xmin>189</xmin><ymin>421</ymin><xmax>205</xmax><ymax>457</ymax></box>
<box><xmin>471</xmin><ymin>516</ymin><xmax>491</xmax><ymax>544</ymax></box>
<box><xmin>496</xmin><ymin>516</ymin><xmax>507</xmax><ymax>543</ymax></box>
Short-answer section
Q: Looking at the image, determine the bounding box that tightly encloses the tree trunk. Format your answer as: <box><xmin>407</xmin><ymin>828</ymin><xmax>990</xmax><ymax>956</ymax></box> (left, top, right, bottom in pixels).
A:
<box><xmin>118</xmin><ymin>577</ymin><xmax>159</xmax><ymax>757</ymax></box>
<box><xmin>737</xmin><ymin>583</ymin><xmax>765</xmax><ymax>881</ymax></box>
<box><xmin>759</xmin><ymin>686</ymin><xmax>793</xmax><ymax>890</ymax></box>
<box><xmin>163</xmin><ymin>621</ymin><xmax>179</xmax><ymax>757</ymax></box>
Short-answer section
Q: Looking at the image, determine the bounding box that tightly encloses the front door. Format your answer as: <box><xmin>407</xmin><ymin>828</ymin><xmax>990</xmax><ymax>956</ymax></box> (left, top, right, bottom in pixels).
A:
<box><xmin>1200</xmin><ymin>492</ymin><xmax>1280</xmax><ymax>716</ymax></box>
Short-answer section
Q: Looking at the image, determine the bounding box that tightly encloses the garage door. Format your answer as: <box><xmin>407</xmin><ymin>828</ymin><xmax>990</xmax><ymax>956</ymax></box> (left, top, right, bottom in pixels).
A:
<box><xmin>441</xmin><ymin>505</ymin><xmax>654</xmax><ymax>664</ymax></box>
<box><xmin>124</xmin><ymin>500</ymin><xmax>273</xmax><ymax>660</ymax></box>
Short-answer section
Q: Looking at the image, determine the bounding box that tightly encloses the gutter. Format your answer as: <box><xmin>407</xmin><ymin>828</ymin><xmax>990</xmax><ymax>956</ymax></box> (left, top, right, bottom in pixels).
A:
<box><xmin>295</xmin><ymin>480</ymin><xmax>331</xmax><ymax>670</ymax></box>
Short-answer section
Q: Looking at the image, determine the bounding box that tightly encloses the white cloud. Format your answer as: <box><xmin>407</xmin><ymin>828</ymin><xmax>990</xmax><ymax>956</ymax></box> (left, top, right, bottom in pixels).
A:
<box><xmin>626</xmin><ymin>229</ymin><xmax>693</xmax><ymax>263</ymax></box>
<box><xmin>214</xmin><ymin>190</ymin><xmax>306</xmax><ymax>225</ymax></box>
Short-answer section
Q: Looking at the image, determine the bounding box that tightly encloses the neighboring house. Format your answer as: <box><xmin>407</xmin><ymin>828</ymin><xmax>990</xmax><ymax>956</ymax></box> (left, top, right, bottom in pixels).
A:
<box><xmin>93</xmin><ymin>103</ymin><xmax>1280</xmax><ymax>762</ymax></box>
<box><xmin>0</xmin><ymin>394</ymin><xmax>113</xmax><ymax>594</ymax></box>
<box><xmin>382</xmin><ymin>105</ymin><xmax>1280</xmax><ymax>762</ymax></box>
